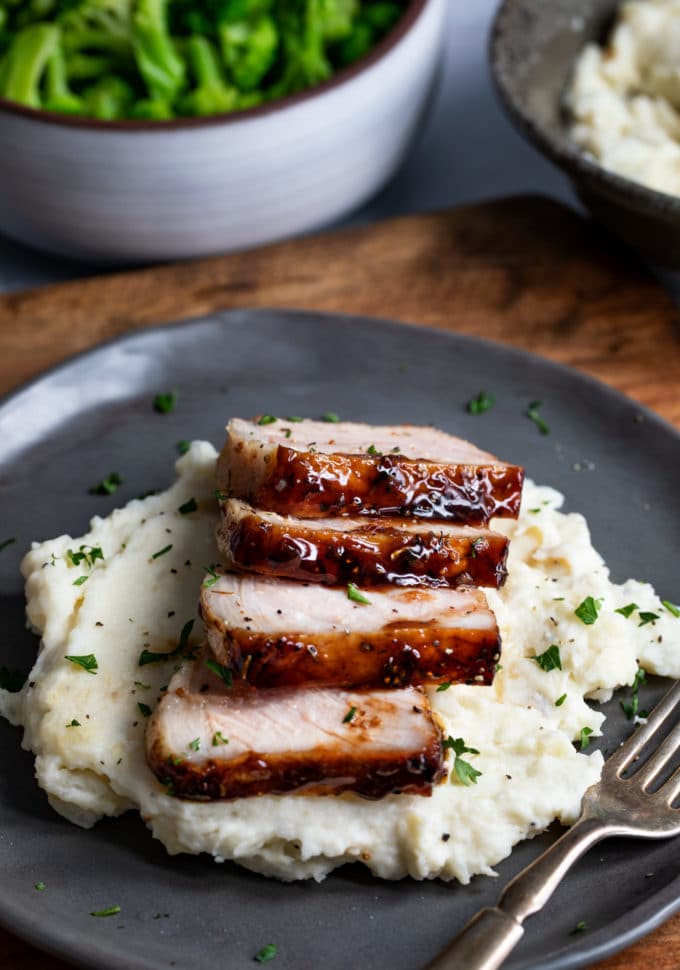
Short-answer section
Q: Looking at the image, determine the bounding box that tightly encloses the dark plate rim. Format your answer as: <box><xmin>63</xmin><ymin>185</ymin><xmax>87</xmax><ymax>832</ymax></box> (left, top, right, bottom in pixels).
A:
<box><xmin>488</xmin><ymin>0</ymin><xmax>680</xmax><ymax>216</ymax></box>
<box><xmin>1</xmin><ymin>308</ymin><xmax>679</xmax><ymax>970</ymax></box>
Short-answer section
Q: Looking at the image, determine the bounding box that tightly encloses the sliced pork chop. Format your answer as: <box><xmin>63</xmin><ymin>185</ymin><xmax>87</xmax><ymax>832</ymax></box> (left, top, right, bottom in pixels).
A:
<box><xmin>200</xmin><ymin>572</ymin><xmax>500</xmax><ymax>689</ymax></box>
<box><xmin>146</xmin><ymin>659</ymin><xmax>446</xmax><ymax>800</ymax></box>
<box><xmin>218</xmin><ymin>499</ymin><xmax>509</xmax><ymax>589</ymax></box>
<box><xmin>217</xmin><ymin>418</ymin><xmax>524</xmax><ymax>523</ymax></box>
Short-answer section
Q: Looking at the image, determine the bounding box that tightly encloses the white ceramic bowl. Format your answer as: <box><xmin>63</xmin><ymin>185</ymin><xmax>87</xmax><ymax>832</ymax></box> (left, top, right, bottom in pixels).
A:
<box><xmin>0</xmin><ymin>0</ymin><xmax>446</xmax><ymax>263</ymax></box>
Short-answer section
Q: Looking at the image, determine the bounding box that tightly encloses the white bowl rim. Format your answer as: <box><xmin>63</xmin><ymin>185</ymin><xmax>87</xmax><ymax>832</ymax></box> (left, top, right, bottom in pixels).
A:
<box><xmin>0</xmin><ymin>0</ymin><xmax>429</xmax><ymax>132</ymax></box>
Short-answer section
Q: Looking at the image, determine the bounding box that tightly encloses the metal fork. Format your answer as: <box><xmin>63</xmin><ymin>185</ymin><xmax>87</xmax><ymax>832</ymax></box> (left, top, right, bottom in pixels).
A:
<box><xmin>424</xmin><ymin>679</ymin><xmax>680</xmax><ymax>970</ymax></box>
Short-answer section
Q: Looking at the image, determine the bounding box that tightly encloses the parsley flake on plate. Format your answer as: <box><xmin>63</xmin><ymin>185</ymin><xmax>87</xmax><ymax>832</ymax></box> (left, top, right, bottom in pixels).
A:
<box><xmin>467</xmin><ymin>391</ymin><xmax>495</xmax><ymax>415</ymax></box>
<box><xmin>620</xmin><ymin>666</ymin><xmax>647</xmax><ymax>720</ymax></box>
<box><xmin>662</xmin><ymin>600</ymin><xmax>680</xmax><ymax>618</ymax></box>
<box><xmin>443</xmin><ymin>736</ymin><xmax>482</xmax><ymax>786</ymax></box>
<box><xmin>212</xmin><ymin>731</ymin><xmax>229</xmax><ymax>746</ymax></box>
<box><xmin>176</xmin><ymin>440</ymin><xmax>191</xmax><ymax>455</ymax></box>
<box><xmin>615</xmin><ymin>603</ymin><xmax>638</xmax><ymax>619</ymax></box>
<box><xmin>203</xmin><ymin>566</ymin><xmax>221</xmax><ymax>588</ymax></box>
<box><xmin>436</xmin><ymin>682</ymin><xmax>452</xmax><ymax>692</ymax></box>
<box><xmin>138</xmin><ymin>703</ymin><xmax>152</xmax><ymax>718</ymax></box>
<box><xmin>90</xmin><ymin>905</ymin><xmax>121</xmax><ymax>918</ymax></box>
<box><xmin>257</xmin><ymin>415</ymin><xmax>277</xmax><ymax>425</ymax></box>
<box><xmin>34</xmin><ymin>882</ymin><xmax>46</xmax><ymax>891</ymax></box>
<box><xmin>579</xmin><ymin>727</ymin><xmax>594</xmax><ymax>750</ymax></box>
<box><xmin>526</xmin><ymin>400</ymin><xmax>550</xmax><ymax>435</ymax></box>
<box><xmin>188</xmin><ymin>737</ymin><xmax>201</xmax><ymax>751</ymax></box>
<box><xmin>254</xmin><ymin>944</ymin><xmax>278</xmax><ymax>963</ymax></box>
<box><xmin>322</xmin><ymin>412</ymin><xmax>339</xmax><ymax>423</ymax></box>
<box><xmin>0</xmin><ymin>537</ymin><xmax>16</xmax><ymax>552</ymax></box>
<box><xmin>72</xmin><ymin>575</ymin><xmax>88</xmax><ymax>586</ymax></box>
<box><xmin>532</xmin><ymin>644</ymin><xmax>562</xmax><ymax>672</ymax></box>
<box><xmin>66</xmin><ymin>719</ymin><xmax>81</xmax><ymax>727</ymax></box>
<box><xmin>555</xmin><ymin>693</ymin><xmax>567</xmax><ymax>708</ymax></box>
<box><xmin>89</xmin><ymin>472</ymin><xmax>122</xmax><ymax>496</ymax></box>
<box><xmin>138</xmin><ymin>619</ymin><xmax>195</xmax><ymax>666</ymax></box>
<box><xmin>153</xmin><ymin>391</ymin><xmax>177</xmax><ymax>414</ymax></box>
<box><xmin>638</xmin><ymin>611</ymin><xmax>660</xmax><ymax>627</ymax></box>
<box><xmin>342</xmin><ymin>706</ymin><xmax>357</xmax><ymax>724</ymax></box>
<box><xmin>151</xmin><ymin>544</ymin><xmax>173</xmax><ymax>560</ymax></box>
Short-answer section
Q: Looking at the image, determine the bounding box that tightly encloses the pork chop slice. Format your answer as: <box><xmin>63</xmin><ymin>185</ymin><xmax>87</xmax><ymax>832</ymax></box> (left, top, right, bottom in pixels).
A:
<box><xmin>200</xmin><ymin>572</ymin><xmax>500</xmax><ymax>689</ymax></box>
<box><xmin>218</xmin><ymin>498</ymin><xmax>509</xmax><ymax>588</ymax></box>
<box><xmin>146</xmin><ymin>659</ymin><xmax>446</xmax><ymax>800</ymax></box>
<box><xmin>218</xmin><ymin>418</ymin><xmax>523</xmax><ymax>523</ymax></box>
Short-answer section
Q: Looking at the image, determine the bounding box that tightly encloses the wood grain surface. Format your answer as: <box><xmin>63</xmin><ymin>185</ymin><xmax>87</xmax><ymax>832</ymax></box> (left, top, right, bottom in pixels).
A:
<box><xmin>0</xmin><ymin>195</ymin><xmax>678</xmax><ymax>970</ymax></box>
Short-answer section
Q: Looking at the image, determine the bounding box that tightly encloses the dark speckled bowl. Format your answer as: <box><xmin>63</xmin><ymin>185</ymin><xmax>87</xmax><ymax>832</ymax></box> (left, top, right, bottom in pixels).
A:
<box><xmin>490</xmin><ymin>0</ymin><xmax>680</xmax><ymax>268</ymax></box>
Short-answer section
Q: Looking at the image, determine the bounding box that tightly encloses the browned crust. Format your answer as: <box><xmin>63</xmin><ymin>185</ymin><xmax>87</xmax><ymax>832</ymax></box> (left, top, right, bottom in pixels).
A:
<box><xmin>147</xmin><ymin>699</ymin><xmax>446</xmax><ymax>801</ymax></box>
<box><xmin>204</xmin><ymin>621</ymin><xmax>500</xmax><ymax>689</ymax></box>
<box><xmin>218</xmin><ymin>508</ymin><xmax>509</xmax><ymax>588</ymax></box>
<box><xmin>243</xmin><ymin>448</ymin><xmax>524</xmax><ymax>523</ymax></box>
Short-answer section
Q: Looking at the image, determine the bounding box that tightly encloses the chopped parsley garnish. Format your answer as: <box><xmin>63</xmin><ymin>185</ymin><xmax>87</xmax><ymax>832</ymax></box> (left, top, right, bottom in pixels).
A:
<box><xmin>138</xmin><ymin>619</ymin><xmax>195</xmax><ymax>666</ymax></box>
<box><xmin>574</xmin><ymin>596</ymin><xmax>602</xmax><ymax>625</ymax></box>
<box><xmin>65</xmin><ymin>654</ymin><xmax>98</xmax><ymax>675</ymax></box>
<box><xmin>212</xmin><ymin>731</ymin><xmax>229</xmax><ymax>746</ymax></box>
<box><xmin>662</xmin><ymin>600</ymin><xmax>680</xmax><ymax>618</ymax></box>
<box><xmin>90</xmin><ymin>905</ymin><xmax>121</xmax><ymax>918</ymax></box>
<box><xmin>89</xmin><ymin>472</ymin><xmax>122</xmax><ymax>496</ymax></box>
<box><xmin>203</xmin><ymin>566</ymin><xmax>221</xmax><ymax>588</ymax></box>
<box><xmin>286</xmin><ymin>415</ymin><xmax>303</xmax><ymax>422</ymax></box>
<box><xmin>257</xmin><ymin>415</ymin><xmax>277</xmax><ymax>425</ymax></box>
<box><xmin>215</xmin><ymin>489</ymin><xmax>229</xmax><ymax>501</ymax></box>
<box><xmin>436</xmin><ymin>682</ymin><xmax>452</xmax><ymax>692</ymax></box>
<box><xmin>254</xmin><ymin>944</ymin><xmax>278</xmax><ymax>963</ymax></box>
<box><xmin>467</xmin><ymin>391</ymin><xmax>495</xmax><ymax>415</ymax></box>
<box><xmin>138</xmin><ymin>703</ymin><xmax>152</xmax><ymax>718</ymax></box>
<box><xmin>621</xmin><ymin>666</ymin><xmax>647</xmax><ymax>720</ymax></box>
<box><xmin>67</xmin><ymin>545</ymin><xmax>104</xmax><ymax>569</ymax></box>
<box><xmin>615</xmin><ymin>603</ymin><xmax>638</xmax><ymax>619</ymax></box>
<box><xmin>0</xmin><ymin>537</ymin><xmax>16</xmax><ymax>552</ymax></box>
<box><xmin>347</xmin><ymin>583</ymin><xmax>371</xmax><ymax>605</ymax></box>
<box><xmin>470</xmin><ymin>538</ymin><xmax>485</xmax><ymax>558</ymax></box>
<box><xmin>0</xmin><ymin>666</ymin><xmax>27</xmax><ymax>692</ymax></box>
<box><xmin>178</xmin><ymin>497</ymin><xmax>198</xmax><ymax>515</ymax></box>
<box><xmin>188</xmin><ymin>737</ymin><xmax>200</xmax><ymax>751</ymax></box>
<box><xmin>638</xmin><ymin>611</ymin><xmax>660</xmax><ymax>627</ymax></box>
<box><xmin>322</xmin><ymin>412</ymin><xmax>339</xmax><ymax>423</ymax></box>
<box><xmin>443</xmin><ymin>736</ymin><xmax>482</xmax><ymax>786</ymax></box>
<box><xmin>151</xmin><ymin>544</ymin><xmax>173</xmax><ymax>560</ymax></box>
<box><xmin>34</xmin><ymin>882</ymin><xmax>46</xmax><ymax>891</ymax></box>
<box><xmin>284</xmin><ymin>428</ymin><xmax>292</xmax><ymax>438</ymax></box>
<box><xmin>526</xmin><ymin>400</ymin><xmax>550</xmax><ymax>435</ymax></box>
<box><xmin>366</xmin><ymin>444</ymin><xmax>382</xmax><ymax>456</ymax></box>
<box><xmin>205</xmin><ymin>659</ymin><xmax>233</xmax><ymax>687</ymax></box>
<box><xmin>73</xmin><ymin>575</ymin><xmax>89</xmax><ymax>586</ymax></box>
<box><xmin>571</xmin><ymin>921</ymin><xmax>587</xmax><ymax>935</ymax></box>
<box><xmin>555</xmin><ymin>694</ymin><xmax>567</xmax><ymax>708</ymax></box>
<box><xmin>66</xmin><ymin>719</ymin><xmax>81</xmax><ymax>727</ymax></box>
<box><xmin>342</xmin><ymin>705</ymin><xmax>357</xmax><ymax>724</ymax></box>
<box><xmin>134</xmin><ymin>680</ymin><xmax>151</xmax><ymax>690</ymax></box>
<box><xmin>579</xmin><ymin>726</ymin><xmax>594</xmax><ymax>750</ymax></box>
<box><xmin>153</xmin><ymin>391</ymin><xmax>177</xmax><ymax>414</ymax></box>
<box><xmin>532</xmin><ymin>644</ymin><xmax>562</xmax><ymax>672</ymax></box>
<box><xmin>176</xmin><ymin>440</ymin><xmax>191</xmax><ymax>455</ymax></box>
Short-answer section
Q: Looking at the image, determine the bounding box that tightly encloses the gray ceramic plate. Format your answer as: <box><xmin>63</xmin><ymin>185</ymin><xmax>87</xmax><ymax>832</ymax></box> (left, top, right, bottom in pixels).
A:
<box><xmin>0</xmin><ymin>310</ymin><xmax>678</xmax><ymax>970</ymax></box>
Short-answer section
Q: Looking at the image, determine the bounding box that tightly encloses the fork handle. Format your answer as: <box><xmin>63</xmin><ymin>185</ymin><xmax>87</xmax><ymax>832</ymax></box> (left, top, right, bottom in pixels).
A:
<box><xmin>424</xmin><ymin>816</ymin><xmax>611</xmax><ymax>970</ymax></box>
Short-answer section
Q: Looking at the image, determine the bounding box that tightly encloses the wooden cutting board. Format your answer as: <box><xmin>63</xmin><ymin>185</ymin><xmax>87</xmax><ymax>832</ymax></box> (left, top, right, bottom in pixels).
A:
<box><xmin>0</xmin><ymin>196</ymin><xmax>678</xmax><ymax>970</ymax></box>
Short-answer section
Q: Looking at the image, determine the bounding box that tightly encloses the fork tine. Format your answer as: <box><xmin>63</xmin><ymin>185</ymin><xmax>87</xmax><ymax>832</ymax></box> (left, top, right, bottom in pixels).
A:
<box><xmin>660</xmin><ymin>762</ymin><xmax>680</xmax><ymax>806</ymax></box>
<box><xmin>632</xmin><ymin>720</ymin><xmax>680</xmax><ymax>790</ymax></box>
<box><xmin>604</xmin><ymin>680</ymin><xmax>680</xmax><ymax>777</ymax></box>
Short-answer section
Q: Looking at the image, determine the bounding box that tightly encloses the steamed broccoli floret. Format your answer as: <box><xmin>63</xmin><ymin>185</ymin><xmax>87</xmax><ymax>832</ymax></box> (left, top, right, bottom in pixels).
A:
<box><xmin>178</xmin><ymin>33</ymin><xmax>237</xmax><ymax>115</ymax></box>
<box><xmin>59</xmin><ymin>0</ymin><xmax>133</xmax><ymax>60</ymax></box>
<box><xmin>44</xmin><ymin>43</ymin><xmax>84</xmax><ymax>112</ymax></box>
<box><xmin>132</xmin><ymin>0</ymin><xmax>186</xmax><ymax>100</ymax></box>
<box><xmin>83</xmin><ymin>72</ymin><xmax>134</xmax><ymax>117</ymax></box>
<box><xmin>269</xmin><ymin>0</ymin><xmax>331</xmax><ymax>97</ymax></box>
<box><xmin>0</xmin><ymin>23</ymin><xmax>59</xmax><ymax>107</ymax></box>
<box><xmin>312</xmin><ymin>0</ymin><xmax>358</xmax><ymax>42</ymax></box>
<box><xmin>218</xmin><ymin>14</ymin><xmax>277</xmax><ymax>91</ymax></box>
<box><xmin>129</xmin><ymin>94</ymin><xmax>173</xmax><ymax>117</ymax></box>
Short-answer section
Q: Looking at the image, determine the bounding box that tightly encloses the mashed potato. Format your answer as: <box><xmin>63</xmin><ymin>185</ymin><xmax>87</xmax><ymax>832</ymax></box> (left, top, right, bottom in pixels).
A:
<box><xmin>567</xmin><ymin>0</ymin><xmax>680</xmax><ymax>196</ymax></box>
<box><xmin>1</xmin><ymin>442</ymin><xmax>678</xmax><ymax>882</ymax></box>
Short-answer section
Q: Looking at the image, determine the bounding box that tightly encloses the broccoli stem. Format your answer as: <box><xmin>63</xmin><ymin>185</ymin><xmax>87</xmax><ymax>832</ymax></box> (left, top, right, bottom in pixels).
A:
<box><xmin>132</xmin><ymin>0</ymin><xmax>185</xmax><ymax>101</ymax></box>
<box><xmin>44</xmin><ymin>44</ymin><xmax>84</xmax><ymax>114</ymax></box>
<box><xmin>1</xmin><ymin>23</ymin><xmax>59</xmax><ymax>107</ymax></box>
<box><xmin>179</xmin><ymin>34</ymin><xmax>239</xmax><ymax>116</ymax></box>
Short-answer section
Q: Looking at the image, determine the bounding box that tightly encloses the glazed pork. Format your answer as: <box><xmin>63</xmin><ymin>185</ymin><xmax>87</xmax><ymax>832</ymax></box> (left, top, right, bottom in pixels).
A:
<box><xmin>218</xmin><ymin>499</ymin><xmax>509</xmax><ymax>589</ymax></box>
<box><xmin>218</xmin><ymin>418</ymin><xmax>524</xmax><ymax>523</ymax></box>
<box><xmin>147</xmin><ymin>659</ymin><xmax>446</xmax><ymax>800</ymax></box>
<box><xmin>200</xmin><ymin>572</ymin><xmax>500</xmax><ymax>689</ymax></box>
